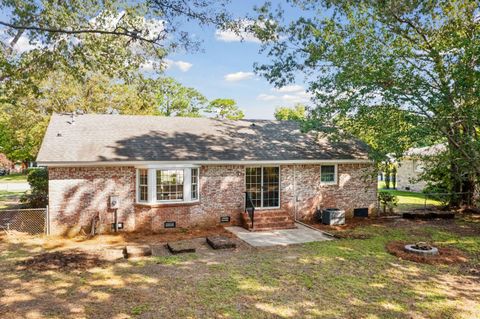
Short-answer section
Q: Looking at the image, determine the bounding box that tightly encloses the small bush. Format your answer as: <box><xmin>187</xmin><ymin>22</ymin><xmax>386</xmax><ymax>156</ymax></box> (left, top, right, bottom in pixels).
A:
<box><xmin>378</xmin><ymin>191</ymin><xmax>398</xmax><ymax>214</ymax></box>
<box><xmin>21</xmin><ymin>168</ymin><xmax>48</xmax><ymax>208</ymax></box>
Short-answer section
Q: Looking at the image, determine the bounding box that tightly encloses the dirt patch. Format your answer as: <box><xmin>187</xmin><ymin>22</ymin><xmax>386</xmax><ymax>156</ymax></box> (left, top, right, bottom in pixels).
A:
<box><xmin>122</xmin><ymin>226</ymin><xmax>235</xmax><ymax>244</ymax></box>
<box><xmin>386</xmin><ymin>241</ymin><xmax>468</xmax><ymax>265</ymax></box>
<box><xmin>17</xmin><ymin>250</ymin><xmax>106</xmax><ymax>271</ymax></box>
<box><xmin>308</xmin><ymin>216</ymin><xmax>396</xmax><ymax>232</ymax></box>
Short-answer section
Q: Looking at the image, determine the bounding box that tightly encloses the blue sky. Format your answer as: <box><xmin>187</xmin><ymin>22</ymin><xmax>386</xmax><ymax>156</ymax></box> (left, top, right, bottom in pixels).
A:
<box><xmin>160</xmin><ymin>1</ymin><xmax>310</xmax><ymax>119</ymax></box>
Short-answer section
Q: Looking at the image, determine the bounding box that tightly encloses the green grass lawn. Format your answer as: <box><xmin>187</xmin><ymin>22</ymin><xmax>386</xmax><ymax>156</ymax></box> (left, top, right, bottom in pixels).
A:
<box><xmin>0</xmin><ymin>190</ymin><xmax>25</xmax><ymax>209</ymax></box>
<box><xmin>378</xmin><ymin>181</ymin><xmax>442</xmax><ymax>212</ymax></box>
<box><xmin>1</xmin><ymin>218</ymin><xmax>479</xmax><ymax>318</ymax></box>
<box><xmin>0</xmin><ymin>173</ymin><xmax>27</xmax><ymax>183</ymax></box>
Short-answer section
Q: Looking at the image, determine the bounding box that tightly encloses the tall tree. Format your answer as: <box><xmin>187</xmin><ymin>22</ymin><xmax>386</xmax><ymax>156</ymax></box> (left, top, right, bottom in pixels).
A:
<box><xmin>0</xmin><ymin>0</ymin><xmax>236</xmax><ymax>161</ymax></box>
<box><xmin>206</xmin><ymin>98</ymin><xmax>245</xmax><ymax>120</ymax></box>
<box><xmin>254</xmin><ymin>0</ymin><xmax>480</xmax><ymax>200</ymax></box>
<box><xmin>274</xmin><ymin>104</ymin><xmax>306</xmax><ymax>121</ymax></box>
<box><xmin>0</xmin><ymin>72</ymin><xmax>207</xmax><ymax>161</ymax></box>
<box><xmin>152</xmin><ymin>77</ymin><xmax>207</xmax><ymax>117</ymax></box>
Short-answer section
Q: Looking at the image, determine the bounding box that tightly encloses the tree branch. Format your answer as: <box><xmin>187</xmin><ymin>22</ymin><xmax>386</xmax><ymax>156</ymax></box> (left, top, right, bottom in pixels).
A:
<box><xmin>0</xmin><ymin>21</ymin><xmax>162</xmax><ymax>45</ymax></box>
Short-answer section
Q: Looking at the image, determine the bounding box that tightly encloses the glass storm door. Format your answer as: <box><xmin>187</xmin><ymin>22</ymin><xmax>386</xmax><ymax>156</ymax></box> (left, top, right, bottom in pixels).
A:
<box><xmin>245</xmin><ymin>166</ymin><xmax>280</xmax><ymax>208</ymax></box>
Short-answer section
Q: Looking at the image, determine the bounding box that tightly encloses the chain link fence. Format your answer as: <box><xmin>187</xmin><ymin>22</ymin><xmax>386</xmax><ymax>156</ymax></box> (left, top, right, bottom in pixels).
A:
<box><xmin>0</xmin><ymin>207</ymin><xmax>47</xmax><ymax>234</ymax></box>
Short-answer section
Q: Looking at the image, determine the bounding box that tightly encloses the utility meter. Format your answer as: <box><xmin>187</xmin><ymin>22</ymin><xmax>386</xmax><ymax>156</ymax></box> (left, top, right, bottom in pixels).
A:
<box><xmin>109</xmin><ymin>195</ymin><xmax>120</xmax><ymax>209</ymax></box>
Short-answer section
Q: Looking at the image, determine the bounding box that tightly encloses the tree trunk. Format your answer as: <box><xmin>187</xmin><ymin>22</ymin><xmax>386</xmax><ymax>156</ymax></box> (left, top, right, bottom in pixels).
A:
<box><xmin>385</xmin><ymin>166</ymin><xmax>391</xmax><ymax>189</ymax></box>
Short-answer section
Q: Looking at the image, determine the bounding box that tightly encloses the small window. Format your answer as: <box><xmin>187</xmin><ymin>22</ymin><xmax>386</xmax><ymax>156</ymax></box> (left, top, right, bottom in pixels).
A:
<box><xmin>191</xmin><ymin>168</ymin><xmax>199</xmax><ymax>200</ymax></box>
<box><xmin>157</xmin><ymin>170</ymin><xmax>184</xmax><ymax>201</ymax></box>
<box><xmin>138</xmin><ymin>169</ymin><xmax>148</xmax><ymax>202</ymax></box>
<box><xmin>321</xmin><ymin>165</ymin><xmax>336</xmax><ymax>184</ymax></box>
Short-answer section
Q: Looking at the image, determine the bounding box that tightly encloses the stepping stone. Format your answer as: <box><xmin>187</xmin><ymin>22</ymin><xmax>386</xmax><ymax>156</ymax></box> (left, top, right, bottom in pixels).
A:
<box><xmin>166</xmin><ymin>240</ymin><xmax>196</xmax><ymax>254</ymax></box>
<box><xmin>102</xmin><ymin>248</ymin><xmax>126</xmax><ymax>261</ymax></box>
<box><xmin>206</xmin><ymin>236</ymin><xmax>237</xmax><ymax>250</ymax></box>
<box><xmin>123</xmin><ymin>245</ymin><xmax>152</xmax><ymax>258</ymax></box>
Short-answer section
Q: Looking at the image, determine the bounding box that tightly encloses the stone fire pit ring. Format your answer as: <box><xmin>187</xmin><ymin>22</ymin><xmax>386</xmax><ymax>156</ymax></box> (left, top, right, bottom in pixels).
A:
<box><xmin>404</xmin><ymin>244</ymin><xmax>439</xmax><ymax>256</ymax></box>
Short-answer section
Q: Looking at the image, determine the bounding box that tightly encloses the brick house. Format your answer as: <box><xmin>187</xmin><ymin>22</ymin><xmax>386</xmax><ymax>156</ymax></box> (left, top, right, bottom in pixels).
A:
<box><xmin>37</xmin><ymin>113</ymin><xmax>377</xmax><ymax>235</ymax></box>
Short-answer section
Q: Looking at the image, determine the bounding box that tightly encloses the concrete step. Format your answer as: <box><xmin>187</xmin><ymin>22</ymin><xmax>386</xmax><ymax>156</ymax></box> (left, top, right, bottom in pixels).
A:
<box><xmin>250</xmin><ymin>224</ymin><xmax>297</xmax><ymax>231</ymax></box>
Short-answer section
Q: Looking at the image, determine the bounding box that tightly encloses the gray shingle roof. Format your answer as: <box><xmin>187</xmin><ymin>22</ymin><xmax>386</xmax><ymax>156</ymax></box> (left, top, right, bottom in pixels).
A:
<box><xmin>404</xmin><ymin>144</ymin><xmax>446</xmax><ymax>157</ymax></box>
<box><xmin>36</xmin><ymin>113</ymin><xmax>370</xmax><ymax>163</ymax></box>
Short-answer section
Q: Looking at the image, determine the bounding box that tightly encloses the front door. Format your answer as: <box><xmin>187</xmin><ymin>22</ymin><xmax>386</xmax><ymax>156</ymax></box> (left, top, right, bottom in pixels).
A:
<box><xmin>245</xmin><ymin>166</ymin><xmax>280</xmax><ymax>208</ymax></box>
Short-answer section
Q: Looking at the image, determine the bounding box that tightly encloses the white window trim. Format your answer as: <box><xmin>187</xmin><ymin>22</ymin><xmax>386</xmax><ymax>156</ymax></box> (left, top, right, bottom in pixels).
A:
<box><xmin>136</xmin><ymin>169</ymin><xmax>149</xmax><ymax>203</ymax></box>
<box><xmin>244</xmin><ymin>165</ymin><xmax>281</xmax><ymax>210</ymax></box>
<box><xmin>320</xmin><ymin>164</ymin><xmax>338</xmax><ymax>185</ymax></box>
<box><xmin>136</xmin><ymin>166</ymin><xmax>200</xmax><ymax>205</ymax></box>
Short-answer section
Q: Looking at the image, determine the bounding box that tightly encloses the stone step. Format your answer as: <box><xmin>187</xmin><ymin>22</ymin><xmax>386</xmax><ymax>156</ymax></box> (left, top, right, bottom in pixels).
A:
<box><xmin>241</xmin><ymin>210</ymin><xmax>296</xmax><ymax>231</ymax></box>
<box><xmin>253</xmin><ymin>216</ymin><xmax>293</xmax><ymax>221</ymax></box>
<box><xmin>253</xmin><ymin>210</ymin><xmax>289</xmax><ymax>217</ymax></box>
<box><xmin>250</xmin><ymin>224</ymin><xmax>297</xmax><ymax>231</ymax></box>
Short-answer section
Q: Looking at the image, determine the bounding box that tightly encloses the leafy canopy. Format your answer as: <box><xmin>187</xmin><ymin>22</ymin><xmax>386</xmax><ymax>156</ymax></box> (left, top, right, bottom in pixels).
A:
<box><xmin>274</xmin><ymin>104</ymin><xmax>306</xmax><ymax>121</ymax></box>
<box><xmin>254</xmin><ymin>0</ymin><xmax>480</xmax><ymax>193</ymax></box>
<box><xmin>206</xmin><ymin>98</ymin><xmax>245</xmax><ymax>120</ymax></box>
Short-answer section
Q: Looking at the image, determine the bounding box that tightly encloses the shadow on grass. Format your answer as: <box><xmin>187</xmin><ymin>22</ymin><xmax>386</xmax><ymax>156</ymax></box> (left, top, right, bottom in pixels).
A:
<box><xmin>1</xmin><ymin>220</ymin><xmax>480</xmax><ymax>318</ymax></box>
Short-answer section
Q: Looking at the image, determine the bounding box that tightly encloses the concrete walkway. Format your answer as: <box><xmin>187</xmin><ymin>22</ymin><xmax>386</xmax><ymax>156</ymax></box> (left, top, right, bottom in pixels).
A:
<box><xmin>226</xmin><ymin>223</ymin><xmax>332</xmax><ymax>247</ymax></box>
<box><xmin>0</xmin><ymin>182</ymin><xmax>30</xmax><ymax>192</ymax></box>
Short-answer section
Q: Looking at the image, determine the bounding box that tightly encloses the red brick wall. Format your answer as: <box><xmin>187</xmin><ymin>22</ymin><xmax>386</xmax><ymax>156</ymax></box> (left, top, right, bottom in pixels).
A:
<box><xmin>48</xmin><ymin>163</ymin><xmax>376</xmax><ymax>235</ymax></box>
<box><xmin>134</xmin><ymin>165</ymin><xmax>245</xmax><ymax>232</ymax></box>
<box><xmin>48</xmin><ymin>167</ymin><xmax>136</xmax><ymax>235</ymax></box>
<box><xmin>280</xmin><ymin>164</ymin><xmax>377</xmax><ymax>221</ymax></box>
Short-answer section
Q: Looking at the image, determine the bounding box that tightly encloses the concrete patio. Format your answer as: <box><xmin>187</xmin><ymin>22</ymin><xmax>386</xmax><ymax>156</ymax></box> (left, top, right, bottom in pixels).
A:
<box><xmin>226</xmin><ymin>223</ymin><xmax>333</xmax><ymax>247</ymax></box>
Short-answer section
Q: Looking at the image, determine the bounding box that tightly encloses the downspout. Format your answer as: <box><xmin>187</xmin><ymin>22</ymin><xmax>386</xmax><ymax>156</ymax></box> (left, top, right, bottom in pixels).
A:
<box><xmin>293</xmin><ymin>164</ymin><xmax>297</xmax><ymax>221</ymax></box>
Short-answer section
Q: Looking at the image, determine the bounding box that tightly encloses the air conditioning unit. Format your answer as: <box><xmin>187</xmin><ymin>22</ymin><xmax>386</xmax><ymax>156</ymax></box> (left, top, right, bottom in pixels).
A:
<box><xmin>321</xmin><ymin>208</ymin><xmax>345</xmax><ymax>225</ymax></box>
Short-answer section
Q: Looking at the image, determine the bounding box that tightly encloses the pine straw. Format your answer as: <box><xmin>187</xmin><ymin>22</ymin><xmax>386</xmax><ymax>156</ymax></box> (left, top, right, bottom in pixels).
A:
<box><xmin>17</xmin><ymin>250</ymin><xmax>106</xmax><ymax>271</ymax></box>
<box><xmin>386</xmin><ymin>241</ymin><xmax>468</xmax><ymax>265</ymax></box>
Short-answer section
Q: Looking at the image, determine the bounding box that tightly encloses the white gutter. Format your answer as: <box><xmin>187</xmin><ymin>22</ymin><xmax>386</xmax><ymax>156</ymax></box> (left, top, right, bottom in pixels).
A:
<box><xmin>37</xmin><ymin>159</ymin><xmax>373</xmax><ymax>167</ymax></box>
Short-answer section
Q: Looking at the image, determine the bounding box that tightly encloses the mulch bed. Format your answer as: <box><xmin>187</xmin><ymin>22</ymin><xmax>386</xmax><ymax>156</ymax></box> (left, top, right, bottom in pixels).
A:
<box><xmin>17</xmin><ymin>250</ymin><xmax>106</xmax><ymax>271</ymax></box>
<box><xmin>386</xmin><ymin>241</ymin><xmax>468</xmax><ymax>265</ymax></box>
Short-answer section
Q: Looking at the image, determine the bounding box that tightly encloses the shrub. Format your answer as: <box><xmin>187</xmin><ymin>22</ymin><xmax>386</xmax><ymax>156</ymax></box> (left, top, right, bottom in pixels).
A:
<box><xmin>378</xmin><ymin>191</ymin><xmax>398</xmax><ymax>214</ymax></box>
<box><xmin>21</xmin><ymin>168</ymin><xmax>48</xmax><ymax>208</ymax></box>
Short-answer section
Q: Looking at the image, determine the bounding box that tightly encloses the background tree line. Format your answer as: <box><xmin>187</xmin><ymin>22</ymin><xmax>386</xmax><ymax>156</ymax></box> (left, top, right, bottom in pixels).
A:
<box><xmin>0</xmin><ymin>0</ymin><xmax>244</xmax><ymax>163</ymax></box>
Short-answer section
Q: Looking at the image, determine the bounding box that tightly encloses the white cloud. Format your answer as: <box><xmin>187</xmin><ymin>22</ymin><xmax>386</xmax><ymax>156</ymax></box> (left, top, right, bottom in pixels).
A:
<box><xmin>257</xmin><ymin>94</ymin><xmax>277</xmax><ymax>101</ymax></box>
<box><xmin>272</xmin><ymin>85</ymin><xmax>305</xmax><ymax>93</ymax></box>
<box><xmin>140</xmin><ymin>58</ymin><xmax>192</xmax><ymax>73</ymax></box>
<box><xmin>256</xmin><ymin>85</ymin><xmax>313</xmax><ymax>104</ymax></box>
<box><xmin>164</xmin><ymin>59</ymin><xmax>193</xmax><ymax>72</ymax></box>
<box><xmin>224</xmin><ymin>71</ymin><xmax>255</xmax><ymax>82</ymax></box>
<box><xmin>140</xmin><ymin>59</ymin><xmax>157</xmax><ymax>72</ymax></box>
<box><xmin>10</xmin><ymin>34</ymin><xmax>39</xmax><ymax>53</ymax></box>
<box><xmin>0</xmin><ymin>28</ymin><xmax>41</xmax><ymax>54</ymax></box>
<box><xmin>215</xmin><ymin>20</ymin><xmax>261</xmax><ymax>43</ymax></box>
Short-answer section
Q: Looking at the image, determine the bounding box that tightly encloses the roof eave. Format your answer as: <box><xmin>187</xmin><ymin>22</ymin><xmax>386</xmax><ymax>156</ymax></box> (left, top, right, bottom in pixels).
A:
<box><xmin>37</xmin><ymin>158</ymin><xmax>373</xmax><ymax>167</ymax></box>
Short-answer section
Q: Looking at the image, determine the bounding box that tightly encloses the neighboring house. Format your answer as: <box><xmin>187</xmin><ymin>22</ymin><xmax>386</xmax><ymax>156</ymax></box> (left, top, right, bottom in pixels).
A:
<box><xmin>396</xmin><ymin>144</ymin><xmax>446</xmax><ymax>192</ymax></box>
<box><xmin>0</xmin><ymin>153</ymin><xmax>13</xmax><ymax>169</ymax></box>
<box><xmin>37</xmin><ymin>113</ymin><xmax>377</xmax><ymax>235</ymax></box>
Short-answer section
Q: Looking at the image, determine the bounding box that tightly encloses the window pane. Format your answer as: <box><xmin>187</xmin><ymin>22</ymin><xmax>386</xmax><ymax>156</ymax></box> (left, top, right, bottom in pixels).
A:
<box><xmin>138</xmin><ymin>169</ymin><xmax>148</xmax><ymax>202</ymax></box>
<box><xmin>191</xmin><ymin>168</ymin><xmax>199</xmax><ymax>200</ymax></box>
<box><xmin>262</xmin><ymin>167</ymin><xmax>279</xmax><ymax>207</ymax></box>
<box><xmin>245</xmin><ymin>167</ymin><xmax>262</xmax><ymax>207</ymax></box>
<box><xmin>321</xmin><ymin>165</ymin><xmax>336</xmax><ymax>182</ymax></box>
<box><xmin>157</xmin><ymin>170</ymin><xmax>184</xmax><ymax>201</ymax></box>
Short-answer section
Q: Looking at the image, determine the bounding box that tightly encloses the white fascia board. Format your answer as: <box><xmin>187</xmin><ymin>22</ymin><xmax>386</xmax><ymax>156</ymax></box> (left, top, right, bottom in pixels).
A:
<box><xmin>38</xmin><ymin>159</ymin><xmax>373</xmax><ymax>167</ymax></box>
